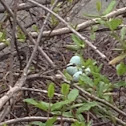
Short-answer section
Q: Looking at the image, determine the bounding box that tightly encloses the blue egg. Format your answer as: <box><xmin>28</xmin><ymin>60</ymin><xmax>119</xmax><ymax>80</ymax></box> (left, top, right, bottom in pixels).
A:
<box><xmin>70</xmin><ymin>56</ymin><xmax>81</xmax><ymax>66</ymax></box>
<box><xmin>66</xmin><ymin>64</ymin><xmax>78</xmax><ymax>76</ymax></box>
<box><xmin>73</xmin><ymin>71</ymin><xmax>82</xmax><ymax>82</ymax></box>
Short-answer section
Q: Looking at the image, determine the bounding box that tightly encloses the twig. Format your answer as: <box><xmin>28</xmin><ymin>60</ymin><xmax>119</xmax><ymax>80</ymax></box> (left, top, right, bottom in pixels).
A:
<box><xmin>21</xmin><ymin>87</ymin><xmax>62</xmax><ymax>97</ymax></box>
<box><xmin>0</xmin><ymin>104</ymin><xmax>11</xmax><ymax>122</ymax></box>
<box><xmin>28</xmin><ymin>0</ymin><xmax>106</xmax><ymax>59</ymax></box>
<box><xmin>73</xmin><ymin>84</ymin><xmax>126</xmax><ymax>117</ymax></box>
<box><xmin>0</xmin><ymin>116</ymin><xmax>76</xmax><ymax>126</ymax></box>
<box><xmin>0</xmin><ymin>1</ymin><xmax>50</xmax><ymax>13</ymax></box>
<box><xmin>0</xmin><ymin>0</ymin><xmax>58</xmax><ymax>110</ymax></box>
<box><xmin>30</xmin><ymin>6</ymin><xmax>126</xmax><ymax>37</ymax></box>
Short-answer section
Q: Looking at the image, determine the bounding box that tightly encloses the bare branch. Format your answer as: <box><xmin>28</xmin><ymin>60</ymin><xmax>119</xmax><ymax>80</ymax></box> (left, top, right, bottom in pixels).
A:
<box><xmin>0</xmin><ymin>0</ymin><xmax>58</xmax><ymax>110</ymax></box>
<box><xmin>0</xmin><ymin>116</ymin><xmax>76</xmax><ymax>126</ymax></box>
<box><xmin>28</xmin><ymin>0</ymin><xmax>106</xmax><ymax>59</ymax></box>
<box><xmin>30</xmin><ymin>6</ymin><xmax>126</xmax><ymax>37</ymax></box>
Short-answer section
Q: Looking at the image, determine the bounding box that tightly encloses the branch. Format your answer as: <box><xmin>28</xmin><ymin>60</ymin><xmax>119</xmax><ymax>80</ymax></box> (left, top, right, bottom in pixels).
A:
<box><xmin>28</xmin><ymin>0</ymin><xmax>106</xmax><ymax>59</ymax></box>
<box><xmin>30</xmin><ymin>6</ymin><xmax>126</xmax><ymax>37</ymax></box>
<box><xmin>0</xmin><ymin>1</ymin><xmax>50</xmax><ymax>13</ymax></box>
<box><xmin>0</xmin><ymin>116</ymin><xmax>76</xmax><ymax>126</ymax></box>
<box><xmin>73</xmin><ymin>84</ymin><xmax>126</xmax><ymax>117</ymax></box>
<box><xmin>0</xmin><ymin>0</ymin><xmax>58</xmax><ymax>110</ymax></box>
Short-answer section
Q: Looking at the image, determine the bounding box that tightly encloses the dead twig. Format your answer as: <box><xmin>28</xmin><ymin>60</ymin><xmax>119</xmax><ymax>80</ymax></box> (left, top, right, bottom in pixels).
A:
<box><xmin>0</xmin><ymin>0</ymin><xmax>58</xmax><ymax>110</ymax></box>
<box><xmin>28</xmin><ymin>0</ymin><xmax>106</xmax><ymax>59</ymax></box>
<box><xmin>0</xmin><ymin>116</ymin><xmax>76</xmax><ymax>126</ymax></box>
<box><xmin>30</xmin><ymin>6</ymin><xmax>126</xmax><ymax>37</ymax></box>
<box><xmin>73</xmin><ymin>84</ymin><xmax>126</xmax><ymax>117</ymax></box>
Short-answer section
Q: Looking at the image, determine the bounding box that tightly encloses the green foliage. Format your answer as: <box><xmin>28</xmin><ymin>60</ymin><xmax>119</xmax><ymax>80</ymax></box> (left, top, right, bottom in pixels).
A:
<box><xmin>66</xmin><ymin>34</ymin><xmax>86</xmax><ymax>52</ymax></box>
<box><xmin>77</xmin><ymin>101</ymin><xmax>98</xmax><ymax>114</ymax></box>
<box><xmin>71</xmin><ymin>34</ymin><xmax>85</xmax><ymax>48</ymax></box>
<box><xmin>103</xmin><ymin>0</ymin><xmax>116</xmax><ymax>15</ymax></box>
<box><xmin>30</xmin><ymin>121</ymin><xmax>45</xmax><ymax>126</ymax></box>
<box><xmin>24</xmin><ymin>99</ymin><xmax>49</xmax><ymax>111</ymax></box>
<box><xmin>90</xmin><ymin>25</ymin><xmax>98</xmax><ymax>40</ymax></box>
<box><xmin>71</xmin><ymin>121</ymin><xmax>85</xmax><ymax>126</ymax></box>
<box><xmin>80</xmin><ymin>73</ymin><xmax>94</xmax><ymax>87</ymax></box>
<box><xmin>45</xmin><ymin>117</ymin><xmax>57</xmax><ymax>126</ymax></box>
<box><xmin>109</xmin><ymin>53</ymin><xmax>126</xmax><ymax>65</ymax></box>
<box><xmin>2</xmin><ymin>124</ymin><xmax>7</xmax><ymax>126</ymax></box>
<box><xmin>50</xmin><ymin>15</ymin><xmax>59</xmax><ymax>26</ymax></box>
<box><xmin>114</xmin><ymin>81</ymin><xmax>126</xmax><ymax>88</ymax></box>
<box><xmin>50</xmin><ymin>1</ymin><xmax>63</xmax><ymax>26</ymax></box>
<box><xmin>48</xmin><ymin>83</ymin><xmax>55</xmax><ymax>99</ymax></box>
<box><xmin>71</xmin><ymin>121</ymin><xmax>92</xmax><ymax>126</ymax></box>
<box><xmin>30</xmin><ymin>117</ymin><xmax>57</xmax><ymax>126</ymax></box>
<box><xmin>116</xmin><ymin>62</ymin><xmax>126</xmax><ymax>76</ymax></box>
<box><xmin>68</xmin><ymin>89</ymin><xmax>79</xmax><ymax>102</ymax></box>
<box><xmin>24</xmin><ymin>1</ymin><xmax>126</xmax><ymax>125</ymax></box>
<box><xmin>51</xmin><ymin>100</ymin><xmax>70</xmax><ymax>111</ymax></box>
<box><xmin>67</xmin><ymin>0</ymin><xmax>73</xmax><ymax>3</ymax></box>
<box><xmin>106</xmin><ymin>18</ymin><xmax>122</xmax><ymax>31</ymax></box>
<box><xmin>32</xmin><ymin>24</ymin><xmax>39</xmax><ymax>32</ymax></box>
<box><xmin>61</xmin><ymin>83</ymin><xmax>70</xmax><ymax>97</ymax></box>
<box><xmin>65</xmin><ymin>55</ymin><xmax>112</xmax><ymax>100</ymax></box>
<box><xmin>17</xmin><ymin>27</ymin><xmax>26</xmax><ymax>42</ymax></box>
<box><xmin>96</xmin><ymin>0</ymin><xmax>102</xmax><ymax>12</ymax></box>
<box><xmin>120</xmin><ymin>27</ymin><xmax>126</xmax><ymax>41</ymax></box>
<box><xmin>0</xmin><ymin>30</ymin><xmax>9</xmax><ymax>45</ymax></box>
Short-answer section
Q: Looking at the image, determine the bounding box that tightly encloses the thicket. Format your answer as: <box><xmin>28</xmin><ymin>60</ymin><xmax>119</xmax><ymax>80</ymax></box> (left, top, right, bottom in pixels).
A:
<box><xmin>0</xmin><ymin>0</ymin><xmax>126</xmax><ymax>126</ymax></box>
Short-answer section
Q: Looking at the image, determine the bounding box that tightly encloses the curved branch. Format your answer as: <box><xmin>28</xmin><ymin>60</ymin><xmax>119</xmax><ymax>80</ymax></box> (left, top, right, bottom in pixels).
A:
<box><xmin>28</xmin><ymin>0</ymin><xmax>106</xmax><ymax>59</ymax></box>
<box><xmin>30</xmin><ymin>6</ymin><xmax>126</xmax><ymax>37</ymax></box>
<box><xmin>0</xmin><ymin>116</ymin><xmax>76</xmax><ymax>126</ymax></box>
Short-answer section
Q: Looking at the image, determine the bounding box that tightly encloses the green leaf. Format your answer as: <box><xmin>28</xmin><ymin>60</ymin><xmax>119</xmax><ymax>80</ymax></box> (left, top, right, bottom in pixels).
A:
<box><xmin>109</xmin><ymin>53</ymin><xmax>126</xmax><ymax>65</ymax></box>
<box><xmin>30</xmin><ymin>121</ymin><xmax>45</xmax><ymax>126</ymax></box>
<box><xmin>77</xmin><ymin>101</ymin><xmax>98</xmax><ymax>114</ymax></box>
<box><xmin>65</xmin><ymin>44</ymin><xmax>81</xmax><ymax>51</ymax></box>
<box><xmin>17</xmin><ymin>27</ymin><xmax>26</xmax><ymax>42</ymax></box>
<box><xmin>116</xmin><ymin>62</ymin><xmax>126</xmax><ymax>76</ymax></box>
<box><xmin>0</xmin><ymin>32</ymin><xmax>3</xmax><ymax>38</ymax></box>
<box><xmin>80</xmin><ymin>74</ymin><xmax>94</xmax><ymax>87</ymax></box>
<box><xmin>120</xmin><ymin>27</ymin><xmax>126</xmax><ymax>41</ymax></box>
<box><xmin>62</xmin><ymin>111</ymin><xmax>73</xmax><ymax>118</ymax></box>
<box><xmin>76</xmin><ymin>114</ymin><xmax>85</xmax><ymax>122</ymax></box>
<box><xmin>103</xmin><ymin>0</ymin><xmax>116</xmax><ymax>15</ymax></box>
<box><xmin>51</xmin><ymin>0</ymin><xmax>55</xmax><ymax>5</ymax></box>
<box><xmin>23</xmin><ymin>98</ymin><xmax>38</xmax><ymax>106</ymax></box>
<box><xmin>61</xmin><ymin>83</ymin><xmax>70</xmax><ymax>96</ymax></box>
<box><xmin>90</xmin><ymin>32</ymin><xmax>96</xmax><ymax>40</ymax></box>
<box><xmin>96</xmin><ymin>0</ymin><xmax>102</xmax><ymax>12</ymax></box>
<box><xmin>71</xmin><ymin>121</ymin><xmax>86</xmax><ymax>126</ymax></box>
<box><xmin>107</xmin><ymin>18</ymin><xmax>122</xmax><ymax>31</ymax></box>
<box><xmin>2</xmin><ymin>124</ymin><xmax>7</xmax><ymax>126</ymax></box>
<box><xmin>96</xmin><ymin>18</ymin><xmax>106</xmax><ymax>25</ymax></box>
<box><xmin>63</xmin><ymin>69</ymin><xmax>73</xmax><ymax>81</ymax></box>
<box><xmin>51</xmin><ymin>15</ymin><xmax>59</xmax><ymax>26</ymax></box>
<box><xmin>36</xmin><ymin>101</ymin><xmax>50</xmax><ymax>111</ymax></box>
<box><xmin>32</xmin><ymin>24</ymin><xmax>39</xmax><ymax>32</ymax></box>
<box><xmin>114</xmin><ymin>81</ymin><xmax>126</xmax><ymax>88</ymax></box>
<box><xmin>68</xmin><ymin>89</ymin><xmax>79</xmax><ymax>102</ymax></box>
<box><xmin>71</xmin><ymin>34</ymin><xmax>85</xmax><ymax>48</ymax></box>
<box><xmin>51</xmin><ymin>100</ymin><xmax>70</xmax><ymax>111</ymax></box>
<box><xmin>67</xmin><ymin>0</ymin><xmax>73</xmax><ymax>3</ymax></box>
<box><xmin>24</xmin><ymin>99</ymin><xmax>49</xmax><ymax>111</ymax></box>
<box><xmin>69</xmin><ymin>103</ymin><xmax>83</xmax><ymax>109</ymax></box>
<box><xmin>83</xmin><ymin>13</ymin><xmax>100</xmax><ymax>18</ymax></box>
<box><xmin>48</xmin><ymin>83</ymin><xmax>55</xmax><ymax>99</ymax></box>
<box><xmin>45</xmin><ymin>117</ymin><xmax>57</xmax><ymax>126</ymax></box>
<box><xmin>97</xmin><ymin>82</ymin><xmax>111</xmax><ymax>98</ymax></box>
